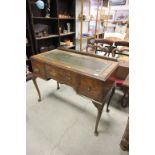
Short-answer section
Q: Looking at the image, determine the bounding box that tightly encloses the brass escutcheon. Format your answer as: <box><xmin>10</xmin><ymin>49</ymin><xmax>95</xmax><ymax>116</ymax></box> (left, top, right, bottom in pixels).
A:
<box><xmin>87</xmin><ymin>86</ymin><xmax>91</xmax><ymax>91</ymax></box>
<box><xmin>34</xmin><ymin>68</ymin><xmax>39</xmax><ymax>73</ymax></box>
<box><xmin>50</xmin><ymin>71</ymin><xmax>57</xmax><ymax>76</ymax></box>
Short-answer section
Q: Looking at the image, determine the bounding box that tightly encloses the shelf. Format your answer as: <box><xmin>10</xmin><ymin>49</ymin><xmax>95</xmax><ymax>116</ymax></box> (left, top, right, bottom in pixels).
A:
<box><xmin>33</xmin><ymin>17</ymin><xmax>58</xmax><ymax>20</ymax></box>
<box><xmin>76</xmin><ymin>19</ymin><xmax>102</xmax><ymax>22</ymax></box>
<box><xmin>60</xmin><ymin>32</ymin><xmax>75</xmax><ymax>36</ymax></box>
<box><xmin>76</xmin><ymin>35</ymin><xmax>95</xmax><ymax>40</ymax></box>
<box><xmin>36</xmin><ymin>34</ymin><xmax>59</xmax><ymax>40</ymax></box>
<box><xmin>60</xmin><ymin>45</ymin><xmax>75</xmax><ymax>49</ymax></box>
<box><xmin>59</xmin><ymin>18</ymin><xmax>75</xmax><ymax>20</ymax></box>
<box><xmin>76</xmin><ymin>19</ymin><xmax>90</xmax><ymax>22</ymax></box>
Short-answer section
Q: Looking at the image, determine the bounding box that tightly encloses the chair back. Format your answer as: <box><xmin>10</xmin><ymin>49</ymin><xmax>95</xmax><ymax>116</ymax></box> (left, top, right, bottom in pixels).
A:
<box><xmin>112</xmin><ymin>41</ymin><xmax>129</xmax><ymax>57</ymax></box>
<box><xmin>95</xmin><ymin>39</ymin><xmax>113</xmax><ymax>46</ymax></box>
<box><xmin>114</xmin><ymin>41</ymin><xmax>129</xmax><ymax>47</ymax></box>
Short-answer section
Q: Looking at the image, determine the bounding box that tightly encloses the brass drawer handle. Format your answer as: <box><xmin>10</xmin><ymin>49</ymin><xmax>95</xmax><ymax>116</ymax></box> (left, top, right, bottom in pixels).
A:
<box><xmin>34</xmin><ymin>68</ymin><xmax>39</xmax><ymax>73</ymax></box>
<box><xmin>49</xmin><ymin>71</ymin><xmax>57</xmax><ymax>76</ymax></box>
<box><xmin>87</xmin><ymin>86</ymin><xmax>91</xmax><ymax>91</ymax></box>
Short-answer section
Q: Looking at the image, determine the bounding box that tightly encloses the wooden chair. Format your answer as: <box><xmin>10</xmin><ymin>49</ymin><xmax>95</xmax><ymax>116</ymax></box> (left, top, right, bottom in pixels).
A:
<box><xmin>86</xmin><ymin>38</ymin><xmax>114</xmax><ymax>56</ymax></box>
<box><xmin>106</xmin><ymin>41</ymin><xmax>129</xmax><ymax>112</ymax></box>
<box><xmin>86</xmin><ymin>37</ymin><xmax>96</xmax><ymax>54</ymax></box>
<box><xmin>112</xmin><ymin>41</ymin><xmax>129</xmax><ymax>57</ymax></box>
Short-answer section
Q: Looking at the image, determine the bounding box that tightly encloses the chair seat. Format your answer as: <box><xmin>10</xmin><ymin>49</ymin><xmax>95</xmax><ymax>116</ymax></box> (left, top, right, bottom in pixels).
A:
<box><xmin>115</xmin><ymin>79</ymin><xmax>124</xmax><ymax>87</ymax></box>
<box><xmin>109</xmin><ymin>77</ymin><xmax>124</xmax><ymax>84</ymax></box>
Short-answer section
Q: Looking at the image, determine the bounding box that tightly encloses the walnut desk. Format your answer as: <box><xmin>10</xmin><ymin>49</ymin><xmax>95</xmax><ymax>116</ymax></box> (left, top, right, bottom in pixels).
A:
<box><xmin>31</xmin><ymin>48</ymin><xmax>119</xmax><ymax>135</ymax></box>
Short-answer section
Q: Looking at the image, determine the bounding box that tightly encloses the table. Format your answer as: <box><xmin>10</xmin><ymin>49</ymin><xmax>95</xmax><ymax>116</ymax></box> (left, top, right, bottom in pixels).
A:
<box><xmin>31</xmin><ymin>48</ymin><xmax>119</xmax><ymax>135</ymax></box>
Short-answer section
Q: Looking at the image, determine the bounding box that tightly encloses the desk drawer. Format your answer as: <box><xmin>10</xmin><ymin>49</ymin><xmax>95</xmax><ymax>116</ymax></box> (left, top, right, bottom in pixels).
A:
<box><xmin>31</xmin><ymin>60</ymin><xmax>46</xmax><ymax>79</ymax></box>
<box><xmin>78</xmin><ymin>77</ymin><xmax>110</xmax><ymax>102</ymax></box>
<box><xmin>45</xmin><ymin>65</ymin><xmax>78</xmax><ymax>87</ymax></box>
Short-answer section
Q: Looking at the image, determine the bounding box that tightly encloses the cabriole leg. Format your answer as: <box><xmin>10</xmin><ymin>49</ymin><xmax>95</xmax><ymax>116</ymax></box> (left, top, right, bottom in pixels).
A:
<box><xmin>92</xmin><ymin>101</ymin><xmax>104</xmax><ymax>136</ymax></box>
<box><xmin>32</xmin><ymin>75</ymin><xmax>41</xmax><ymax>102</ymax></box>
<box><xmin>106</xmin><ymin>87</ymin><xmax>115</xmax><ymax>112</ymax></box>
<box><xmin>57</xmin><ymin>81</ymin><xmax>60</xmax><ymax>90</ymax></box>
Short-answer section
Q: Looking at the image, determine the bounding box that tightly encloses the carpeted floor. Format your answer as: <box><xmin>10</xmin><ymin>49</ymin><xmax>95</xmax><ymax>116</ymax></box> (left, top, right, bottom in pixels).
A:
<box><xmin>27</xmin><ymin>78</ymin><xmax>129</xmax><ymax>155</ymax></box>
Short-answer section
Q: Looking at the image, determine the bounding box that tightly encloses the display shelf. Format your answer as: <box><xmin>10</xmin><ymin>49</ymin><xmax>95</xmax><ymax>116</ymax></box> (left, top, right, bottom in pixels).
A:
<box><xmin>60</xmin><ymin>32</ymin><xmax>75</xmax><ymax>36</ymax></box>
<box><xmin>36</xmin><ymin>34</ymin><xmax>59</xmax><ymax>40</ymax></box>
<box><xmin>76</xmin><ymin>20</ymin><xmax>90</xmax><ymax>22</ymax></box>
<box><xmin>60</xmin><ymin>45</ymin><xmax>75</xmax><ymax>49</ymax></box>
<box><xmin>59</xmin><ymin>18</ymin><xmax>75</xmax><ymax>20</ymax></box>
<box><xmin>76</xmin><ymin>35</ymin><xmax>95</xmax><ymax>40</ymax></box>
<box><xmin>33</xmin><ymin>17</ymin><xmax>58</xmax><ymax>20</ymax></box>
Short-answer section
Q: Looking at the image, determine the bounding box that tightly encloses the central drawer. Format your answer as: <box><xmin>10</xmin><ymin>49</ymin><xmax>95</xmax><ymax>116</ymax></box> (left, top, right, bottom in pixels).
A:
<box><xmin>45</xmin><ymin>64</ymin><xmax>78</xmax><ymax>87</ymax></box>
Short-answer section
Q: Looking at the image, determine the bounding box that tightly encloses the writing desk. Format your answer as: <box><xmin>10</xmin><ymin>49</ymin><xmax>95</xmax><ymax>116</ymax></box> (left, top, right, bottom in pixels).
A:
<box><xmin>31</xmin><ymin>48</ymin><xmax>119</xmax><ymax>135</ymax></box>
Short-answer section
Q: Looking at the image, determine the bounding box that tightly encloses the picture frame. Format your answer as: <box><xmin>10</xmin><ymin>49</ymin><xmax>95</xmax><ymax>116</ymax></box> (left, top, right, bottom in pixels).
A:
<box><xmin>114</xmin><ymin>10</ymin><xmax>129</xmax><ymax>21</ymax></box>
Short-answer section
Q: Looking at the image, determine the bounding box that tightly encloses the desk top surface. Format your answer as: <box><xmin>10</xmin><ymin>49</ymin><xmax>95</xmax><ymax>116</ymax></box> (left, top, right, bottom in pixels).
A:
<box><xmin>32</xmin><ymin>49</ymin><xmax>118</xmax><ymax>81</ymax></box>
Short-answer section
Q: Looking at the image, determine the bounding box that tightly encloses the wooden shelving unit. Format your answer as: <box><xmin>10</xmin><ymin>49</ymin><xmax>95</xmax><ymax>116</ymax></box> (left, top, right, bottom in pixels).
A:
<box><xmin>36</xmin><ymin>34</ymin><xmax>59</xmax><ymax>40</ymax></box>
<box><xmin>59</xmin><ymin>18</ymin><xmax>75</xmax><ymax>20</ymax></box>
<box><xmin>78</xmin><ymin>0</ymin><xmax>104</xmax><ymax>51</ymax></box>
<box><xmin>28</xmin><ymin>0</ymin><xmax>76</xmax><ymax>53</ymax></box>
<box><xmin>60</xmin><ymin>32</ymin><xmax>75</xmax><ymax>36</ymax></box>
<box><xmin>26</xmin><ymin>0</ymin><xmax>37</xmax><ymax>81</ymax></box>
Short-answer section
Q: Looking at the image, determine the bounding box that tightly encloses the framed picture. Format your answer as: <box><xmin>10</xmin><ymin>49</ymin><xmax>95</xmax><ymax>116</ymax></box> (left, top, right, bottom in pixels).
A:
<box><xmin>109</xmin><ymin>0</ymin><xmax>126</xmax><ymax>6</ymax></box>
<box><xmin>114</xmin><ymin>10</ymin><xmax>129</xmax><ymax>21</ymax></box>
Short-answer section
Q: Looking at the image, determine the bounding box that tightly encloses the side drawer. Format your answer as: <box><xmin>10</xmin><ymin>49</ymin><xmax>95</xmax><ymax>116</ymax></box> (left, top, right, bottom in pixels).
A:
<box><xmin>45</xmin><ymin>65</ymin><xmax>78</xmax><ymax>87</ymax></box>
<box><xmin>31</xmin><ymin>60</ymin><xmax>46</xmax><ymax>79</ymax></box>
<box><xmin>77</xmin><ymin>76</ymin><xmax>111</xmax><ymax>102</ymax></box>
<box><xmin>45</xmin><ymin>65</ymin><xmax>63</xmax><ymax>81</ymax></box>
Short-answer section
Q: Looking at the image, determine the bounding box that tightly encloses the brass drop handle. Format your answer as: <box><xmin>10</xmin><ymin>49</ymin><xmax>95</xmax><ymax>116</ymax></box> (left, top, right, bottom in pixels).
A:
<box><xmin>87</xmin><ymin>86</ymin><xmax>91</xmax><ymax>91</ymax></box>
<box><xmin>34</xmin><ymin>68</ymin><xmax>39</xmax><ymax>73</ymax></box>
<box><xmin>49</xmin><ymin>71</ymin><xmax>56</xmax><ymax>76</ymax></box>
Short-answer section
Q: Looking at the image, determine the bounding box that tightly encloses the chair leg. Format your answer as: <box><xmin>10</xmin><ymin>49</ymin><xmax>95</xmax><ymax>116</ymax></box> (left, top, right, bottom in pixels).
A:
<box><xmin>57</xmin><ymin>81</ymin><xmax>60</xmax><ymax>90</ymax></box>
<box><xmin>121</xmin><ymin>88</ymin><xmax>129</xmax><ymax>107</ymax></box>
<box><xmin>106</xmin><ymin>87</ymin><xmax>115</xmax><ymax>112</ymax></box>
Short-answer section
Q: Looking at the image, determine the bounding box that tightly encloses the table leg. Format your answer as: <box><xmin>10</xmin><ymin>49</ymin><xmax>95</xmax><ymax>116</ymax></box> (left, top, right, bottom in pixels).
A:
<box><xmin>32</xmin><ymin>75</ymin><xmax>41</xmax><ymax>102</ymax></box>
<box><xmin>57</xmin><ymin>81</ymin><xmax>60</xmax><ymax>90</ymax></box>
<box><xmin>121</xmin><ymin>87</ymin><xmax>129</xmax><ymax>107</ymax></box>
<box><xmin>106</xmin><ymin>87</ymin><xmax>115</xmax><ymax>112</ymax></box>
<box><xmin>92</xmin><ymin>101</ymin><xmax>104</xmax><ymax>136</ymax></box>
